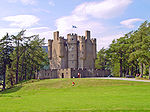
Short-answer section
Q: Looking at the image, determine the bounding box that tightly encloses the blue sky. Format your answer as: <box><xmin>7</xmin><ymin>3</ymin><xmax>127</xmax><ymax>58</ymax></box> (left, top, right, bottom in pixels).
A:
<box><xmin>0</xmin><ymin>0</ymin><xmax>150</xmax><ymax>50</ymax></box>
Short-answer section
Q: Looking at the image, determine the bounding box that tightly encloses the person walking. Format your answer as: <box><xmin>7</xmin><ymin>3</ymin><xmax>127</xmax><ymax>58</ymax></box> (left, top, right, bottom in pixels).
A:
<box><xmin>72</xmin><ymin>81</ymin><xmax>75</xmax><ymax>86</ymax></box>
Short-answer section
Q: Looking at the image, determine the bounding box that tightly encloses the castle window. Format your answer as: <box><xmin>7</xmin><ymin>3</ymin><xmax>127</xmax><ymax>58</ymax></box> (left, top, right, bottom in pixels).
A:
<box><xmin>72</xmin><ymin>54</ymin><xmax>74</xmax><ymax>57</ymax></box>
<box><xmin>82</xmin><ymin>45</ymin><xmax>83</xmax><ymax>47</ymax></box>
<box><xmin>72</xmin><ymin>61</ymin><xmax>74</xmax><ymax>64</ymax></box>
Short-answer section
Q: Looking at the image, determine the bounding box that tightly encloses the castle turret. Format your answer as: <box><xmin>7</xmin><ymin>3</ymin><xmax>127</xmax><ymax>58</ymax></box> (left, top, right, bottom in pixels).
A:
<box><xmin>91</xmin><ymin>38</ymin><xmax>97</xmax><ymax>60</ymax></box>
<box><xmin>57</xmin><ymin>37</ymin><xmax>65</xmax><ymax>58</ymax></box>
<box><xmin>67</xmin><ymin>33</ymin><xmax>78</xmax><ymax>68</ymax></box>
<box><xmin>85</xmin><ymin>30</ymin><xmax>90</xmax><ymax>40</ymax></box>
<box><xmin>79</xmin><ymin>36</ymin><xmax>86</xmax><ymax>59</ymax></box>
<box><xmin>48</xmin><ymin>39</ymin><xmax>53</xmax><ymax>60</ymax></box>
<box><xmin>54</xmin><ymin>31</ymin><xmax>59</xmax><ymax>40</ymax></box>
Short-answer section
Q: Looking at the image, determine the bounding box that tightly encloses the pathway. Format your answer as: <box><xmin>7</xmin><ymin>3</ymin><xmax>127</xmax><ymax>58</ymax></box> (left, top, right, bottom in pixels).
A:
<box><xmin>88</xmin><ymin>77</ymin><xmax>150</xmax><ymax>82</ymax></box>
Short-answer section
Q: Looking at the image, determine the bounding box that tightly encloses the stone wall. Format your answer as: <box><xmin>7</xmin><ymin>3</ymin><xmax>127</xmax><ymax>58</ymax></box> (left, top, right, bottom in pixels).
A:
<box><xmin>71</xmin><ymin>68</ymin><xmax>110</xmax><ymax>78</ymax></box>
<box><xmin>37</xmin><ymin>69</ymin><xmax>58</xmax><ymax>79</ymax></box>
<box><xmin>37</xmin><ymin>69</ymin><xmax>110</xmax><ymax>79</ymax></box>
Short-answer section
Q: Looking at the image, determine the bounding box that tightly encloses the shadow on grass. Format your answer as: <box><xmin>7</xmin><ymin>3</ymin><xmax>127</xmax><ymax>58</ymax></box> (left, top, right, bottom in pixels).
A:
<box><xmin>0</xmin><ymin>85</ymin><xmax>22</xmax><ymax>94</ymax></box>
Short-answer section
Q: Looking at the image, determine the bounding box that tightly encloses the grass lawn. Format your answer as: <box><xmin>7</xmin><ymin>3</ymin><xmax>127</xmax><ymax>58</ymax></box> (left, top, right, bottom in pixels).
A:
<box><xmin>0</xmin><ymin>78</ymin><xmax>150</xmax><ymax>112</ymax></box>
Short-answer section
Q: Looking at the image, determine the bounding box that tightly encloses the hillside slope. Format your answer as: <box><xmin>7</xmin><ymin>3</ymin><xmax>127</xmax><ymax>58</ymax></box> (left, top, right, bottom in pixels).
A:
<box><xmin>0</xmin><ymin>78</ymin><xmax>150</xmax><ymax>112</ymax></box>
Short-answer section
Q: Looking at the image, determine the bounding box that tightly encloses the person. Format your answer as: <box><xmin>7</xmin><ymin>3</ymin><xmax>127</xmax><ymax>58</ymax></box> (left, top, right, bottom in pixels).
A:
<box><xmin>78</xmin><ymin>73</ymin><xmax>80</xmax><ymax>78</ymax></box>
<box><xmin>72</xmin><ymin>81</ymin><xmax>75</xmax><ymax>86</ymax></box>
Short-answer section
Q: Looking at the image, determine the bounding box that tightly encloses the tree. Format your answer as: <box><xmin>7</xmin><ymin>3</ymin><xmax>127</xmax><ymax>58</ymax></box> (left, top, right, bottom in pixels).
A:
<box><xmin>95</xmin><ymin>48</ymin><xmax>107</xmax><ymax>70</ymax></box>
<box><xmin>0</xmin><ymin>33</ymin><xmax>13</xmax><ymax>90</ymax></box>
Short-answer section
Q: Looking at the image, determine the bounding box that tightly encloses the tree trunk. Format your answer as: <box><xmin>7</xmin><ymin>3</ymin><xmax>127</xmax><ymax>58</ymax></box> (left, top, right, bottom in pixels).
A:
<box><xmin>136</xmin><ymin>63</ymin><xmax>138</xmax><ymax>74</ymax></box>
<box><xmin>24</xmin><ymin>64</ymin><xmax>27</xmax><ymax>80</ymax></box>
<box><xmin>16</xmin><ymin>40</ymin><xmax>19</xmax><ymax>84</ymax></box>
<box><xmin>21</xmin><ymin>52</ymin><xmax>25</xmax><ymax>81</ymax></box>
<box><xmin>149</xmin><ymin>65</ymin><xmax>150</xmax><ymax>80</ymax></box>
<box><xmin>30</xmin><ymin>65</ymin><xmax>33</xmax><ymax>79</ymax></box>
<box><xmin>33</xmin><ymin>66</ymin><xmax>36</xmax><ymax>79</ymax></box>
<box><xmin>140</xmin><ymin>63</ymin><xmax>143</xmax><ymax>77</ymax></box>
<box><xmin>2</xmin><ymin>62</ymin><xmax>6</xmax><ymax>90</ymax></box>
<box><xmin>120</xmin><ymin>59</ymin><xmax>123</xmax><ymax>77</ymax></box>
<box><xmin>131</xmin><ymin>65</ymin><xmax>134</xmax><ymax>76</ymax></box>
<box><xmin>119</xmin><ymin>52</ymin><xmax>123</xmax><ymax>77</ymax></box>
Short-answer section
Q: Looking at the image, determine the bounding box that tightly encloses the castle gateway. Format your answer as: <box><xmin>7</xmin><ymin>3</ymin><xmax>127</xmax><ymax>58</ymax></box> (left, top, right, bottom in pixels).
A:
<box><xmin>37</xmin><ymin>31</ymin><xmax>110</xmax><ymax>79</ymax></box>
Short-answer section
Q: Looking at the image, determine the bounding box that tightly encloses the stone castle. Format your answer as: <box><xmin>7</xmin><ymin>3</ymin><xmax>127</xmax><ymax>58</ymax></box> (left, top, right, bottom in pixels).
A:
<box><xmin>48</xmin><ymin>30</ymin><xmax>96</xmax><ymax>69</ymax></box>
<box><xmin>37</xmin><ymin>30</ymin><xmax>110</xmax><ymax>79</ymax></box>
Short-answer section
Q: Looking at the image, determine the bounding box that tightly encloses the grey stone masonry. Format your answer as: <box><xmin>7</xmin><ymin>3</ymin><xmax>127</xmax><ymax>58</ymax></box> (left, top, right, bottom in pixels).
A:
<box><xmin>37</xmin><ymin>30</ymin><xmax>110</xmax><ymax>79</ymax></box>
<box><xmin>48</xmin><ymin>30</ymin><xmax>96</xmax><ymax>69</ymax></box>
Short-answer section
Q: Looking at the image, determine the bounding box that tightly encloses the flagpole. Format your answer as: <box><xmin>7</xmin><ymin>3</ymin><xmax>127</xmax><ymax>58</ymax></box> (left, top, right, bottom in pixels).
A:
<box><xmin>72</xmin><ymin>25</ymin><xmax>77</xmax><ymax>34</ymax></box>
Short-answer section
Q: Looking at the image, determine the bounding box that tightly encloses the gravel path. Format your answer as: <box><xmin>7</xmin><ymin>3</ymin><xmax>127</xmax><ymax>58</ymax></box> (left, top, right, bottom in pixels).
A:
<box><xmin>88</xmin><ymin>77</ymin><xmax>150</xmax><ymax>82</ymax></box>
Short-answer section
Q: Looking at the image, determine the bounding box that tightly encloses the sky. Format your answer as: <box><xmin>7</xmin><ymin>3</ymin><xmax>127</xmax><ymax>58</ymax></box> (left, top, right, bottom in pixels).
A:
<box><xmin>0</xmin><ymin>0</ymin><xmax>150</xmax><ymax>51</ymax></box>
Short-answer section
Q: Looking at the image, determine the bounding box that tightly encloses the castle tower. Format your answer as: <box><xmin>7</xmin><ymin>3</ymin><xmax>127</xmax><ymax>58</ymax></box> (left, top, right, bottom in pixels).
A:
<box><xmin>92</xmin><ymin>38</ymin><xmax>97</xmax><ymax>60</ymax></box>
<box><xmin>48</xmin><ymin>39</ymin><xmax>53</xmax><ymax>60</ymax></box>
<box><xmin>57</xmin><ymin>37</ymin><xmax>64</xmax><ymax>58</ymax></box>
<box><xmin>54</xmin><ymin>31</ymin><xmax>59</xmax><ymax>40</ymax></box>
<box><xmin>49</xmin><ymin>30</ymin><xmax>96</xmax><ymax>70</ymax></box>
<box><xmin>67</xmin><ymin>33</ymin><xmax>78</xmax><ymax>68</ymax></box>
<box><xmin>85</xmin><ymin>30</ymin><xmax>90</xmax><ymax>40</ymax></box>
<box><xmin>78</xmin><ymin>36</ymin><xmax>86</xmax><ymax>68</ymax></box>
<box><xmin>49</xmin><ymin>31</ymin><xmax>68</xmax><ymax>69</ymax></box>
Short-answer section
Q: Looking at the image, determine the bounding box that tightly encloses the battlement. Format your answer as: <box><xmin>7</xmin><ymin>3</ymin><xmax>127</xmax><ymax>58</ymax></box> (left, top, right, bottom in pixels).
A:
<box><xmin>67</xmin><ymin>33</ymin><xmax>77</xmax><ymax>43</ymax></box>
<box><xmin>48</xmin><ymin>39</ymin><xmax>53</xmax><ymax>44</ymax></box>
<box><xmin>78</xmin><ymin>36</ymin><xmax>85</xmax><ymax>42</ymax></box>
<box><xmin>57</xmin><ymin>36</ymin><xmax>65</xmax><ymax>43</ymax></box>
<box><xmin>91</xmin><ymin>38</ymin><xmax>96</xmax><ymax>44</ymax></box>
<box><xmin>67</xmin><ymin>33</ymin><xmax>77</xmax><ymax>36</ymax></box>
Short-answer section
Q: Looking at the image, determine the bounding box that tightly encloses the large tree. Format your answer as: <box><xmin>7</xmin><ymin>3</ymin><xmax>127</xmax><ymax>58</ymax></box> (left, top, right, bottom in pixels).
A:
<box><xmin>0</xmin><ymin>33</ymin><xmax>13</xmax><ymax>90</ymax></box>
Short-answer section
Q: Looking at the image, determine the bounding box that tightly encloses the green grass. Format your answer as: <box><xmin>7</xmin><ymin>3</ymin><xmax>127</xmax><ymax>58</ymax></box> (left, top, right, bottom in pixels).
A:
<box><xmin>1</xmin><ymin>78</ymin><xmax>150</xmax><ymax>112</ymax></box>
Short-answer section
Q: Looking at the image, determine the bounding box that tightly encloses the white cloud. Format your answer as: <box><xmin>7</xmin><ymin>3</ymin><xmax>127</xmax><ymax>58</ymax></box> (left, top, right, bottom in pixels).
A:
<box><xmin>97</xmin><ymin>33</ymin><xmax>124</xmax><ymax>50</ymax></box>
<box><xmin>120</xmin><ymin>18</ymin><xmax>144</xmax><ymax>28</ymax></box>
<box><xmin>0</xmin><ymin>27</ymin><xmax>53</xmax><ymax>45</ymax></box>
<box><xmin>55</xmin><ymin>0</ymin><xmax>133</xmax><ymax>33</ymax></box>
<box><xmin>48</xmin><ymin>1</ymin><xmax>55</xmax><ymax>6</ymax></box>
<box><xmin>2</xmin><ymin>15</ymin><xmax>40</xmax><ymax>28</ymax></box>
<box><xmin>55</xmin><ymin>0</ymin><xmax>133</xmax><ymax>50</ymax></box>
<box><xmin>25</xmin><ymin>27</ymin><xmax>53</xmax><ymax>44</ymax></box>
<box><xmin>56</xmin><ymin>15</ymin><xmax>105</xmax><ymax>37</ymax></box>
<box><xmin>0</xmin><ymin>28</ymin><xmax>21</xmax><ymax>38</ymax></box>
<box><xmin>21</xmin><ymin>0</ymin><xmax>37</xmax><ymax>5</ymax></box>
<box><xmin>73</xmin><ymin>0</ymin><xmax>132</xmax><ymax>19</ymax></box>
<box><xmin>7</xmin><ymin>0</ymin><xmax>37</xmax><ymax>5</ymax></box>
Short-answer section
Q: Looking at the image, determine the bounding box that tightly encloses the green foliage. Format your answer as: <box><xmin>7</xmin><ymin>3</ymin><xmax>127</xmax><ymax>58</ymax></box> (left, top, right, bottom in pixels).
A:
<box><xmin>112</xmin><ymin>62</ymin><xmax>120</xmax><ymax>77</ymax></box>
<box><xmin>0</xmin><ymin>30</ymin><xmax>49</xmax><ymax>89</ymax></box>
<box><xmin>95</xmin><ymin>48</ymin><xmax>106</xmax><ymax>70</ymax></box>
<box><xmin>96</xmin><ymin>21</ymin><xmax>150</xmax><ymax>77</ymax></box>
<box><xmin>0</xmin><ymin>33</ymin><xmax>13</xmax><ymax>89</ymax></box>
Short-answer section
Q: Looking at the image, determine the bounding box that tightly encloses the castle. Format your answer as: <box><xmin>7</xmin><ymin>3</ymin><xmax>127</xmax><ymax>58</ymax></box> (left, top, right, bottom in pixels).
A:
<box><xmin>48</xmin><ymin>30</ymin><xmax>96</xmax><ymax>69</ymax></box>
<box><xmin>37</xmin><ymin>30</ymin><xmax>110</xmax><ymax>79</ymax></box>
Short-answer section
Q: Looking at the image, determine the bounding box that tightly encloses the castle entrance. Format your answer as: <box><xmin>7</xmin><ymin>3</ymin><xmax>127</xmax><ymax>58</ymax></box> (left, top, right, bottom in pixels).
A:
<box><xmin>62</xmin><ymin>73</ymin><xmax>64</xmax><ymax>78</ymax></box>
